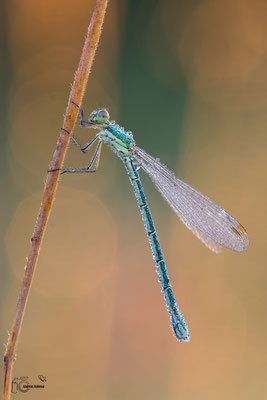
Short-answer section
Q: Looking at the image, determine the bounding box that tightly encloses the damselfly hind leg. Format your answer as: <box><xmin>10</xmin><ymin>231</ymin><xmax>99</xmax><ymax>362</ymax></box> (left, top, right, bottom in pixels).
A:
<box><xmin>48</xmin><ymin>129</ymin><xmax>102</xmax><ymax>175</ymax></box>
<box><xmin>59</xmin><ymin>141</ymin><xmax>102</xmax><ymax>175</ymax></box>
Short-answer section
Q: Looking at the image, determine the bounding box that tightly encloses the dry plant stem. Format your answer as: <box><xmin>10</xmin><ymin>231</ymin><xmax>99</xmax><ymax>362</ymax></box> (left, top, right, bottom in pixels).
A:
<box><xmin>2</xmin><ymin>1</ymin><xmax>109</xmax><ymax>398</ymax></box>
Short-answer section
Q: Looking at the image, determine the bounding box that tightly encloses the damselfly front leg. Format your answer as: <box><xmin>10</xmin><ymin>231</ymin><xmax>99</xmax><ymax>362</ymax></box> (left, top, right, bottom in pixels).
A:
<box><xmin>72</xmin><ymin>101</ymin><xmax>93</xmax><ymax>128</ymax></box>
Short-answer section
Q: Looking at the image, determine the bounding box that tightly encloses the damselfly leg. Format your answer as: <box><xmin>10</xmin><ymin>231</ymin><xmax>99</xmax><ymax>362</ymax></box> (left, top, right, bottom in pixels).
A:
<box><xmin>72</xmin><ymin>101</ymin><xmax>92</xmax><ymax>127</ymax></box>
<box><xmin>48</xmin><ymin>128</ymin><xmax>102</xmax><ymax>174</ymax></box>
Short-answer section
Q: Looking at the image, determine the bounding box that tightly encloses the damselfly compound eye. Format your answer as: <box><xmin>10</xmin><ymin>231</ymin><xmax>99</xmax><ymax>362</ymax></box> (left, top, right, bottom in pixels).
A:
<box><xmin>89</xmin><ymin>109</ymin><xmax>110</xmax><ymax>125</ymax></box>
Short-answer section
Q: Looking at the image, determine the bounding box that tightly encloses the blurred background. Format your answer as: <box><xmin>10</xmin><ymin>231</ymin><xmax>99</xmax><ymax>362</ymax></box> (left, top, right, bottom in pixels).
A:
<box><xmin>0</xmin><ymin>0</ymin><xmax>266</xmax><ymax>398</ymax></box>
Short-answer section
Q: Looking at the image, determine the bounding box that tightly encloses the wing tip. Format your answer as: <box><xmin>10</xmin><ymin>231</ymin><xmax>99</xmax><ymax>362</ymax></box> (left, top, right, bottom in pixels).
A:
<box><xmin>232</xmin><ymin>223</ymin><xmax>250</xmax><ymax>253</ymax></box>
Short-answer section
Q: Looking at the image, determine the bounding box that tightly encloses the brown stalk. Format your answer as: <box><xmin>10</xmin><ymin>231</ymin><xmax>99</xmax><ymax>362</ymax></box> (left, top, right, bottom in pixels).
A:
<box><xmin>2</xmin><ymin>1</ymin><xmax>109</xmax><ymax>398</ymax></box>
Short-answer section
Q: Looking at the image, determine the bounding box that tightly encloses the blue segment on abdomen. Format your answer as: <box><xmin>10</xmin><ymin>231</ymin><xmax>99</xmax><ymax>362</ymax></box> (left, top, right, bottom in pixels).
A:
<box><xmin>123</xmin><ymin>157</ymin><xmax>190</xmax><ymax>342</ymax></box>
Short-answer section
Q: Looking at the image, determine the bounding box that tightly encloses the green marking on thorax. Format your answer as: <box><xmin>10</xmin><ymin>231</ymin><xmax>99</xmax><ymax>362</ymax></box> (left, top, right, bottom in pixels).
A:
<box><xmin>102</xmin><ymin>122</ymin><xmax>135</xmax><ymax>157</ymax></box>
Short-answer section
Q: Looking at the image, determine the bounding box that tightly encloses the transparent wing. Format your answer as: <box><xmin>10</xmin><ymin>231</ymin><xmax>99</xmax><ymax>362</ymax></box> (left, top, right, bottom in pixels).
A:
<box><xmin>134</xmin><ymin>146</ymin><xmax>249</xmax><ymax>253</ymax></box>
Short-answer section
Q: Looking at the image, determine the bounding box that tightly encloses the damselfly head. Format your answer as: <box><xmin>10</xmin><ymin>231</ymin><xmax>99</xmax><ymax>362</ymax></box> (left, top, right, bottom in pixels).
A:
<box><xmin>89</xmin><ymin>109</ymin><xmax>110</xmax><ymax>125</ymax></box>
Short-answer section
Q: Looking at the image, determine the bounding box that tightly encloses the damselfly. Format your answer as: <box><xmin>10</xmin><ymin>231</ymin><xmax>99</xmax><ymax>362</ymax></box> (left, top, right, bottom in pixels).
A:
<box><xmin>50</xmin><ymin>102</ymin><xmax>249</xmax><ymax>341</ymax></box>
